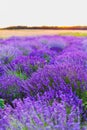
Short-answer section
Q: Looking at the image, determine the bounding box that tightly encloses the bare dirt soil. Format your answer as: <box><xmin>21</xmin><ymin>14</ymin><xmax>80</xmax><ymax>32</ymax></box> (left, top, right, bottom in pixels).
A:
<box><xmin>0</xmin><ymin>29</ymin><xmax>87</xmax><ymax>38</ymax></box>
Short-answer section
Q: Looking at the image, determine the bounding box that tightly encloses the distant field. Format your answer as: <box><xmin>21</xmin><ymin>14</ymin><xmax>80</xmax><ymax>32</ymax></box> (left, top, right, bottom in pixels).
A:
<box><xmin>0</xmin><ymin>29</ymin><xmax>87</xmax><ymax>38</ymax></box>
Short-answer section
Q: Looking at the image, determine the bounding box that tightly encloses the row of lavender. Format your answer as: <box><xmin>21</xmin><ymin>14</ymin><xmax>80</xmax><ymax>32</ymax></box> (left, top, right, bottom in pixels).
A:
<box><xmin>0</xmin><ymin>35</ymin><xmax>87</xmax><ymax>129</ymax></box>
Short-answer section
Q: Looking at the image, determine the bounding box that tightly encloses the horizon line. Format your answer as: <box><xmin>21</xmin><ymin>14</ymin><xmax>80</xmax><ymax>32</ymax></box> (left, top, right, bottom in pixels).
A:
<box><xmin>1</xmin><ymin>25</ymin><xmax>87</xmax><ymax>30</ymax></box>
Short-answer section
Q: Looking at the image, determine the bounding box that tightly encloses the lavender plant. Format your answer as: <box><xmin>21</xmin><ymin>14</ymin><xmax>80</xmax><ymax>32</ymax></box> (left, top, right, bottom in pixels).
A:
<box><xmin>0</xmin><ymin>35</ymin><xmax>87</xmax><ymax>130</ymax></box>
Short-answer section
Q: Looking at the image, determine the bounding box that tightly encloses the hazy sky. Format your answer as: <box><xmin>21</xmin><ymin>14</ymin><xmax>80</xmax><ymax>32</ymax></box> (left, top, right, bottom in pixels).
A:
<box><xmin>0</xmin><ymin>0</ymin><xmax>87</xmax><ymax>27</ymax></box>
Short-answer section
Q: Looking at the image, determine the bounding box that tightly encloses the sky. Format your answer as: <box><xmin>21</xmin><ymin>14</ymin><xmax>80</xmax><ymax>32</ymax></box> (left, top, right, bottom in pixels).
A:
<box><xmin>0</xmin><ymin>0</ymin><xmax>87</xmax><ymax>27</ymax></box>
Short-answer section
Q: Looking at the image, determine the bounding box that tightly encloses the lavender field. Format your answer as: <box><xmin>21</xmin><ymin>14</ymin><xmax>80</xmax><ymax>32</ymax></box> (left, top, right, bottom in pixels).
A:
<box><xmin>0</xmin><ymin>35</ymin><xmax>87</xmax><ymax>130</ymax></box>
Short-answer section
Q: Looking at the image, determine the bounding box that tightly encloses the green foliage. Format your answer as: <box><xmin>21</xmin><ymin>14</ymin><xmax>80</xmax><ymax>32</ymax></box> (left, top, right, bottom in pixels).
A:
<box><xmin>22</xmin><ymin>127</ymin><xmax>28</xmax><ymax>130</ymax></box>
<box><xmin>75</xmin><ymin>81</ymin><xmax>82</xmax><ymax>99</ymax></box>
<box><xmin>64</xmin><ymin>77</ymin><xmax>70</xmax><ymax>84</ymax></box>
<box><xmin>44</xmin><ymin>122</ymin><xmax>48</xmax><ymax>127</ymax></box>
<box><xmin>0</xmin><ymin>99</ymin><xmax>5</xmax><ymax>109</ymax></box>
<box><xmin>77</xmin><ymin>80</ymin><xmax>81</xmax><ymax>87</ymax></box>
<box><xmin>44</xmin><ymin>54</ymin><xmax>50</xmax><ymax>63</ymax></box>
<box><xmin>66</xmin><ymin>106</ymin><xmax>71</xmax><ymax>114</ymax></box>
<box><xmin>59</xmin><ymin>32</ymin><xmax>87</xmax><ymax>37</ymax></box>
<box><xmin>81</xmin><ymin>91</ymin><xmax>87</xmax><ymax>110</ymax></box>
<box><xmin>13</xmin><ymin>71</ymin><xmax>27</xmax><ymax>80</ymax></box>
<box><xmin>64</xmin><ymin>78</ymin><xmax>87</xmax><ymax>111</ymax></box>
<box><xmin>49</xmin><ymin>77</ymin><xmax>54</xmax><ymax>86</ymax></box>
<box><xmin>31</xmin><ymin>118</ymin><xmax>36</xmax><ymax>125</ymax></box>
<box><xmin>75</xmin><ymin>82</ymin><xmax>87</xmax><ymax>110</ymax></box>
<box><xmin>30</xmin><ymin>64</ymin><xmax>38</xmax><ymax>72</ymax></box>
<box><xmin>2</xmin><ymin>56</ymin><xmax>13</xmax><ymax>64</ymax></box>
<box><xmin>6</xmin><ymin>86</ymin><xmax>22</xmax><ymax>102</ymax></box>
